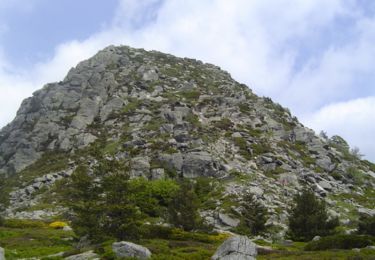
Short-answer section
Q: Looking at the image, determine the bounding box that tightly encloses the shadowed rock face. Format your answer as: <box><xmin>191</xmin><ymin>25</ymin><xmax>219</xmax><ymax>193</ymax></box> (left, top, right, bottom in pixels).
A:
<box><xmin>0</xmin><ymin>45</ymin><xmax>374</xmax><ymax>228</ymax></box>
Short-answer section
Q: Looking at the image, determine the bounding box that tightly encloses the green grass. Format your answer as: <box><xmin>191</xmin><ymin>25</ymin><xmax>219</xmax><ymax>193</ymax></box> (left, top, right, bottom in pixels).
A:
<box><xmin>0</xmin><ymin>222</ymin><xmax>74</xmax><ymax>259</ymax></box>
<box><xmin>258</xmin><ymin>248</ymin><xmax>375</xmax><ymax>260</ymax></box>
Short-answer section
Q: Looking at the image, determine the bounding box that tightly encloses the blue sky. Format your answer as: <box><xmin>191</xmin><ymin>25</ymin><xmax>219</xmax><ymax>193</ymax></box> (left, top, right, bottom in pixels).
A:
<box><xmin>0</xmin><ymin>0</ymin><xmax>374</xmax><ymax>162</ymax></box>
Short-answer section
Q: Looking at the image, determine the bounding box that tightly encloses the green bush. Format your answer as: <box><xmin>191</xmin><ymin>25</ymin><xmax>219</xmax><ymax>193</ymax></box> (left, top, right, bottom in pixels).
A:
<box><xmin>128</xmin><ymin>178</ymin><xmax>179</xmax><ymax>217</ymax></box>
<box><xmin>358</xmin><ymin>214</ymin><xmax>375</xmax><ymax>236</ymax></box>
<box><xmin>287</xmin><ymin>189</ymin><xmax>339</xmax><ymax>241</ymax></box>
<box><xmin>304</xmin><ymin>234</ymin><xmax>375</xmax><ymax>251</ymax></box>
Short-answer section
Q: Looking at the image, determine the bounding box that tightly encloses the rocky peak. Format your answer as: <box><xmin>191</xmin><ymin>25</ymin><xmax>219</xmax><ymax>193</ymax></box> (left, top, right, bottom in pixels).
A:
<box><xmin>0</xmin><ymin>45</ymin><xmax>374</xmax><ymax>227</ymax></box>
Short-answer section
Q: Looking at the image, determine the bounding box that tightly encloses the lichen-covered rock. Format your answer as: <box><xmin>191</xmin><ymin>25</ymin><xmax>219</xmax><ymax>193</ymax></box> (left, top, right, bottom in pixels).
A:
<box><xmin>212</xmin><ymin>236</ymin><xmax>257</xmax><ymax>260</ymax></box>
<box><xmin>112</xmin><ymin>241</ymin><xmax>151</xmax><ymax>259</ymax></box>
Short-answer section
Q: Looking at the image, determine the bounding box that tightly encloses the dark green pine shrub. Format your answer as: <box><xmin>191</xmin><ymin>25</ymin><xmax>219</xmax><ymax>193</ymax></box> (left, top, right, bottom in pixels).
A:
<box><xmin>236</xmin><ymin>192</ymin><xmax>268</xmax><ymax>235</ymax></box>
<box><xmin>64</xmin><ymin>165</ymin><xmax>105</xmax><ymax>242</ymax></box>
<box><xmin>101</xmin><ymin>172</ymin><xmax>143</xmax><ymax>240</ymax></box>
<box><xmin>304</xmin><ymin>234</ymin><xmax>375</xmax><ymax>251</ymax></box>
<box><xmin>287</xmin><ymin>189</ymin><xmax>339</xmax><ymax>241</ymax></box>
<box><xmin>358</xmin><ymin>214</ymin><xmax>375</xmax><ymax>236</ymax></box>
<box><xmin>168</xmin><ymin>179</ymin><xmax>202</xmax><ymax>231</ymax></box>
<box><xmin>63</xmin><ymin>164</ymin><xmax>143</xmax><ymax>242</ymax></box>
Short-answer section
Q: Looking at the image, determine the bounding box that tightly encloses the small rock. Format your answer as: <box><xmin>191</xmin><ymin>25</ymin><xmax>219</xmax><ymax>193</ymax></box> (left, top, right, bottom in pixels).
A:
<box><xmin>112</xmin><ymin>241</ymin><xmax>151</xmax><ymax>259</ymax></box>
<box><xmin>63</xmin><ymin>225</ymin><xmax>73</xmax><ymax>231</ymax></box>
<box><xmin>212</xmin><ymin>235</ymin><xmax>257</xmax><ymax>260</ymax></box>
<box><xmin>64</xmin><ymin>250</ymin><xmax>99</xmax><ymax>260</ymax></box>
<box><xmin>318</xmin><ymin>180</ymin><xmax>332</xmax><ymax>191</ymax></box>
<box><xmin>231</xmin><ymin>132</ymin><xmax>242</xmax><ymax>138</ymax></box>
<box><xmin>312</xmin><ymin>236</ymin><xmax>321</xmax><ymax>241</ymax></box>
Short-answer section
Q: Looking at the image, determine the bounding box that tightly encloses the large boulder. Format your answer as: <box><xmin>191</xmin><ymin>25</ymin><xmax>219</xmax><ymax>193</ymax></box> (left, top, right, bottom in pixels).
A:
<box><xmin>182</xmin><ymin>152</ymin><xmax>223</xmax><ymax>178</ymax></box>
<box><xmin>212</xmin><ymin>236</ymin><xmax>257</xmax><ymax>260</ymax></box>
<box><xmin>112</xmin><ymin>241</ymin><xmax>152</xmax><ymax>259</ymax></box>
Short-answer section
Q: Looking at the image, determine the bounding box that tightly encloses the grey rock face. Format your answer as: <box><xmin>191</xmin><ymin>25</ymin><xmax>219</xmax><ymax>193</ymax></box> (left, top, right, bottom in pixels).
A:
<box><xmin>112</xmin><ymin>241</ymin><xmax>152</xmax><ymax>259</ymax></box>
<box><xmin>212</xmin><ymin>236</ymin><xmax>257</xmax><ymax>260</ymax></box>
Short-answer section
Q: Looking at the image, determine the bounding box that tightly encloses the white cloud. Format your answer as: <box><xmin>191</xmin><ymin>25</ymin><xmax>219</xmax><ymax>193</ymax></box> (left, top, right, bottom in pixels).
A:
<box><xmin>304</xmin><ymin>97</ymin><xmax>375</xmax><ymax>161</ymax></box>
<box><xmin>0</xmin><ymin>0</ymin><xmax>375</xmax><ymax>160</ymax></box>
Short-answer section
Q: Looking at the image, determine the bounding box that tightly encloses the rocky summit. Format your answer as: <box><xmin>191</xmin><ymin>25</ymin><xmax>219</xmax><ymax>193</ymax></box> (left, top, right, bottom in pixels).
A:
<box><xmin>0</xmin><ymin>45</ymin><xmax>374</xmax><ymax>239</ymax></box>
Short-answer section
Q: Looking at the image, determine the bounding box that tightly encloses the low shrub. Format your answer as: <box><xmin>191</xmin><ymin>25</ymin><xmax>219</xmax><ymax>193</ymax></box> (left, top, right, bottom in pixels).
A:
<box><xmin>140</xmin><ymin>224</ymin><xmax>174</xmax><ymax>239</ymax></box>
<box><xmin>3</xmin><ymin>219</ymin><xmax>46</xmax><ymax>229</ymax></box>
<box><xmin>304</xmin><ymin>234</ymin><xmax>375</xmax><ymax>251</ymax></box>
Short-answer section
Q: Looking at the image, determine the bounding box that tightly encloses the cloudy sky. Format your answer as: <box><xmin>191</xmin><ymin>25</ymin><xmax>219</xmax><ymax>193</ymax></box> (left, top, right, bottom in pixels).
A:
<box><xmin>0</xmin><ymin>0</ymin><xmax>374</xmax><ymax>161</ymax></box>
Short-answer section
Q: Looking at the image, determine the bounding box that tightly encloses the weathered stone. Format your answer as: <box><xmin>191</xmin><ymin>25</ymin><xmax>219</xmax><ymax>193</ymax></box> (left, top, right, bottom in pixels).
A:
<box><xmin>312</xmin><ymin>236</ymin><xmax>321</xmax><ymax>241</ymax></box>
<box><xmin>112</xmin><ymin>241</ymin><xmax>152</xmax><ymax>259</ymax></box>
<box><xmin>212</xmin><ymin>236</ymin><xmax>257</xmax><ymax>260</ymax></box>
<box><xmin>142</xmin><ymin>69</ymin><xmax>159</xmax><ymax>81</ymax></box>
<box><xmin>182</xmin><ymin>152</ymin><xmax>223</xmax><ymax>178</ymax></box>
<box><xmin>318</xmin><ymin>180</ymin><xmax>333</xmax><ymax>191</ymax></box>
<box><xmin>316</xmin><ymin>157</ymin><xmax>335</xmax><ymax>172</ymax></box>
<box><xmin>63</xmin><ymin>225</ymin><xmax>73</xmax><ymax>231</ymax></box>
<box><xmin>130</xmin><ymin>157</ymin><xmax>150</xmax><ymax>178</ymax></box>
<box><xmin>150</xmin><ymin>168</ymin><xmax>165</xmax><ymax>180</ymax></box>
<box><xmin>218</xmin><ymin>213</ymin><xmax>240</xmax><ymax>227</ymax></box>
<box><xmin>64</xmin><ymin>250</ymin><xmax>99</xmax><ymax>260</ymax></box>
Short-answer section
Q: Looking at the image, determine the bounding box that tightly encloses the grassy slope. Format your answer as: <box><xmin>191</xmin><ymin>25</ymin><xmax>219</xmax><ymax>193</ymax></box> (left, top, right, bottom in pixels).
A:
<box><xmin>1</xmin><ymin>220</ymin><xmax>374</xmax><ymax>259</ymax></box>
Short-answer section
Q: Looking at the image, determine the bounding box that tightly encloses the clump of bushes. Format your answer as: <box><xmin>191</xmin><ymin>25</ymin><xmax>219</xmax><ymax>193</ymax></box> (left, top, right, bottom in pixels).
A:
<box><xmin>358</xmin><ymin>214</ymin><xmax>375</xmax><ymax>236</ymax></box>
<box><xmin>62</xmin><ymin>162</ymin><xmax>216</xmax><ymax>242</ymax></box>
<box><xmin>287</xmin><ymin>189</ymin><xmax>339</xmax><ymax>241</ymax></box>
<box><xmin>304</xmin><ymin>234</ymin><xmax>374</xmax><ymax>251</ymax></box>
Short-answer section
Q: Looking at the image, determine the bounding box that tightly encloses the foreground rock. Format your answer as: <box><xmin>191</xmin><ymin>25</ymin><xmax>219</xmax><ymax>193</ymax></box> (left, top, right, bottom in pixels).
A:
<box><xmin>112</xmin><ymin>241</ymin><xmax>152</xmax><ymax>259</ymax></box>
<box><xmin>212</xmin><ymin>236</ymin><xmax>257</xmax><ymax>260</ymax></box>
<box><xmin>0</xmin><ymin>247</ymin><xmax>4</xmax><ymax>260</ymax></box>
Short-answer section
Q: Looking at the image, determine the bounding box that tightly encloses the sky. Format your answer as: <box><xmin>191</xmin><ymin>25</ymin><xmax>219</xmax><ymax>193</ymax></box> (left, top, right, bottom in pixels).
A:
<box><xmin>0</xmin><ymin>0</ymin><xmax>374</xmax><ymax>161</ymax></box>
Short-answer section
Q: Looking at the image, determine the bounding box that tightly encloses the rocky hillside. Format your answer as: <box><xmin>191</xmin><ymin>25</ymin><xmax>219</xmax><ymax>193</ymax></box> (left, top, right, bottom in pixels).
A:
<box><xmin>0</xmin><ymin>45</ymin><xmax>374</xmax><ymax>234</ymax></box>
